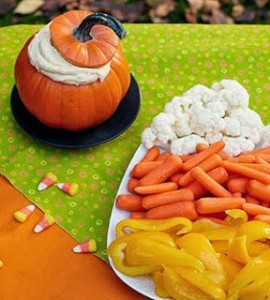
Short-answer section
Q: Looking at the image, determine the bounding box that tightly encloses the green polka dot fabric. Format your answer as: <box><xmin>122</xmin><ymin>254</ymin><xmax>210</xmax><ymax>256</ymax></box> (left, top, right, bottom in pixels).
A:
<box><xmin>0</xmin><ymin>23</ymin><xmax>270</xmax><ymax>261</ymax></box>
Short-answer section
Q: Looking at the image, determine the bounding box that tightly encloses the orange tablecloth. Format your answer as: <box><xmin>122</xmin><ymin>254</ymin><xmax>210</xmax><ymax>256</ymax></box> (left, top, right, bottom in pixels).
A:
<box><xmin>0</xmin><ymin>176</ymin><xmax>144</xmax><ymax>300</ymax></box>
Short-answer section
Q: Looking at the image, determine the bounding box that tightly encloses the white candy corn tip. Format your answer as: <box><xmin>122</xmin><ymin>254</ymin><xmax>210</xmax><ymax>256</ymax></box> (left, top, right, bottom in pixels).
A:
<box><xmin>37</xmin><ymin>182</ymin><xmax>47</xmax><ymax>191</ymax></box>
<box><xmin>73</xmin><ymin>245</ymin><xmax>81</xmax><ymax>253</ymax></box>
<box><xmin>34</xmin><ymin>224</ymin><xmax>43</xmax><ymax>233</ymax></box>
<box><xmin>57</xmin><ymin>183</ymin><xmax>64</xmax><ymax>189</ymax></box>
<box><xmin>27</xmin><ymin>204</ymin><xmax>36</xmax><ymax>212</ymax></box>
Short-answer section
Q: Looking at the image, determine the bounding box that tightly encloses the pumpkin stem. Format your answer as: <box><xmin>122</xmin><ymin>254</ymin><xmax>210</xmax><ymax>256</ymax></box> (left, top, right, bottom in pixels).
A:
<box><xmin>73</xmin><ymin>12</ymin><xmax>126</xmax><ymax>42</ymax></box>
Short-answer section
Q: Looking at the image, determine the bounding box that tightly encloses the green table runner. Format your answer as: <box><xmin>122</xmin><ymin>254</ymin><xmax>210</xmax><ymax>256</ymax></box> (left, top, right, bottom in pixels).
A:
<box><xmin>0</xmin><ymin>23</ymin><xmax>270</xmax><ymax>261</ymax></box>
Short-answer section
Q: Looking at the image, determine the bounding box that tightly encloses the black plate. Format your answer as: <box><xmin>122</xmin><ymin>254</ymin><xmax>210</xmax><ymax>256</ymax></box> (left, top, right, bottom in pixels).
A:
<box><xmin>10</xmin><ymin>74</ymin><xmax>141</xmax><ymax>148</ymax></box>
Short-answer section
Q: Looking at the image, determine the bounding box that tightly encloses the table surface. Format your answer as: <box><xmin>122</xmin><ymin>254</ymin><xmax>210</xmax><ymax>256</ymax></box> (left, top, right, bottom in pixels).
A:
<box><xmin>0</xmin><ymin>22</ymin><xmax>270</xmax><ymax>299</ymax></box>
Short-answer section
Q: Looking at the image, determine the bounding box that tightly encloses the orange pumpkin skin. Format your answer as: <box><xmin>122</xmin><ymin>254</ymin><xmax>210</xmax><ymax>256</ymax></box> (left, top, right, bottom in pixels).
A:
<box><xmin>14</xmin><ymin>11</ymin><xmax>131</xmax><ymax>131</ymax></box>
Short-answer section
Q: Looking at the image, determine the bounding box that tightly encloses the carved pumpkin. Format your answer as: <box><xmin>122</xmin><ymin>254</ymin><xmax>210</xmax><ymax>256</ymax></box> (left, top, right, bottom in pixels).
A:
<box><xmin>14</xmin><ymin>11</ymin><xmax>131</xmax><ymax>131</ymax></box>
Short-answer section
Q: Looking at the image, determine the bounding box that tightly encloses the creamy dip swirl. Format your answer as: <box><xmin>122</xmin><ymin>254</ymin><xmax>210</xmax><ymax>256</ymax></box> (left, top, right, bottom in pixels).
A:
<box><xmin>28</xmin><ymin>23</ymin><xmax>111</xmax><ymax>85</ymax></box>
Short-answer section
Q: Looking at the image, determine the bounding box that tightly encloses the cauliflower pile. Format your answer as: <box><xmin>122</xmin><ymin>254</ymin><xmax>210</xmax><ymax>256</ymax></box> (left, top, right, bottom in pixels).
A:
<box><xmin>142</xmin><ymin>79</ymin><xmax>270</xmax><ymax>157</ymax></box>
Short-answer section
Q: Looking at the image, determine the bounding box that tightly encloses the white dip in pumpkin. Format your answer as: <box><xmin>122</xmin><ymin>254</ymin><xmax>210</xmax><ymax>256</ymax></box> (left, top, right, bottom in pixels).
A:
<box><xmin>28</xmin><ymin>23</ymin><xmax>111</xmax><ymax>85</ymax></box>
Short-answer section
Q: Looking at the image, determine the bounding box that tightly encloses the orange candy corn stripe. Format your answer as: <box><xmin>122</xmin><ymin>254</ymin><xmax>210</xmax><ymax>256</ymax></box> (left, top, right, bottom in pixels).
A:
<box><xmin>73</xmin><ymin>239</ymin><xmax>97</xmax><ymax>253</ymax></box>
<box><xmin>34</xmin><ymin>213</ymin><xmax>55</xmax><ymax>233</ymax></box>
<box><xmin>57</xmin><ymin>183</ymin><xmax>79</xmax><ymax>196</ymax></box>
<box><xmin>38</xmin><ymin>172</ymin><xmax>58</xmax><ymax>191</ymax></box>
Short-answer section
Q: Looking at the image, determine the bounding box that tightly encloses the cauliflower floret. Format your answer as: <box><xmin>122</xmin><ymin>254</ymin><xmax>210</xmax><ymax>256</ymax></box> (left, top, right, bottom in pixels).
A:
<box><xmin>223</xmin><ymin>136</ymin><xmax>255</xmax><ymax>157</ymax></box>
<box><xmin>174</xmin><ymin>113</ymin><xmax>192</xmax><ymax>137</ymax></box>
<box><xmin>230</xmin><ymin>108</ymin><xmax>264</xmax><ymax>144</ymax></box>
<box><xmin>189</xmin><ymin>104</ymin><xmax>226</xmax><ymax>136</ymax></box>
<box><xmin>141</xmin><ymin>127</ymin><xmax>157</xmax><ymax>149</ymax></box>
<box><xmin>171</xmin><ymin>135</ymin><xmax>208</xmax><ymax>155</ymax></box>
<box><xmin>223</xmin><ymin>117</ymin><xmax>241</xmax><ymax>137</ymax></box>
<box><xmin>206</xmin><ymin>101</ymin><xmax>225</xmax><ymax>118</ymax></box>
<box><xmin>184</xmin><ymin>84</ymin><xmax>215</xmax><ymax>104</ymax></box>
<box><xmin>151</xmin><ymin>112</ymin><xmax>177</xmax><ymax>144</ymax></box>
<box><xmin>205</xmin><ymin>132</ymin><xmax>223</xmax><ymax>145</ymax></box>
<box><xmin>211</xmin><ymin>79</ymin><xmax>249</xmax><ymax>112</ymax></box>
<box><xmin>259</xmin><ymin>125</ymin><xmax>270</xmax><ymax>148</ymax></box>
<box><xmin>164</xmin><ymin>97</ymin><xmax>184</xmax><ymax>119</ymax></box>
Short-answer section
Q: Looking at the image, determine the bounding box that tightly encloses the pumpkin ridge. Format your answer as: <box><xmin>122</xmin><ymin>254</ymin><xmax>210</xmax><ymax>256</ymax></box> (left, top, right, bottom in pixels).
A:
<box><xmin>92</xmin><ymin>40</ymin><xmax>118</xmax><ymax>61</ymax></box>
<box><xmin>85</xmin><ymin>42</ymin><xmax>109</xmax><ymax>67</ymax></box>
<box><xmin>105</xmin><ymin>68</ymin><xmax>123</xmax><ymax>108</ymax></box>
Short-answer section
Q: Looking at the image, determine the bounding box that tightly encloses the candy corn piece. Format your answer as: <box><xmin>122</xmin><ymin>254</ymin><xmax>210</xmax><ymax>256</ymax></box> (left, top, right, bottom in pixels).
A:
<box><xmin>73</xmin><ymin>239</ymin><xmax>97</xmax><ymax>253</ymax></box>
<box><xmin>14</xmin><ymin>204</ymin><xmax>35</xmax><ymax>223</ymax></box>
<box><xmin>34</xmin><ymin>213</ymin><xmax>55</xmax><ymax>233</ymax></box>
<box><xmin>57</xmin><ymin>183</ymin><xmax>79</xmax><ymax>196</ymax></box>
<box><xmin>38</xmin><ymin>172</ymin><xmax>58</xmax><ymax>191</ymax></box>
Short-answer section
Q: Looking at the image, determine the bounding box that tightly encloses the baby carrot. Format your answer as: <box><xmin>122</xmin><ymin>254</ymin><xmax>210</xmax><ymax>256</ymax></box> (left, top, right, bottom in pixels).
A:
<box><xmin>141</xmin><ymin>146</ymin><xmax>160</xmax><ymax>162</ymax></box>
<box><xmin>196</xmin><ymin>197</ymin><xmax>246</xmax><ymax>214</ymax></box>
<box><xmin>145</xmin><ymin>201</ymin><xmax>198</xmax><ymax>220</ymax></box>
<box><xmin>129</xmin><ymin>211</ymin><xmax>146</xmax><ymax>219</ymax></box>
<box><xmin>226</xmin><ymin>154</ymin><xmax>256</xmax><ymax>163</ymax></box>
<box><xmin>186</xmin><ymin>167</ymin><xmax>229</xmax><ymax>199</ymax></box>
<box><xmin>116</xmin><ymin>194</ymin><xmax>144</xmax><ymax>211</ymax></box>
<box><xmin>232</xmin><ymin>192</ymin><xmax>242</xmax><ymax>198</ymax></box>
<box><xmin>138</xmin><ymin>155</ymin><xmax>183</xmax><ymax>186</ymax></box>
<box><xmin>254</xmin><ymin>214</ymin><xmax>270</xmax><ymax>224</ymax></box>
<box><xmin>226</xmin><ymin>177</ymin><xmax>249</xmax><ymax>194</ymax></box>
<box><xmin>134</xmin><ymin>182</ymin><xmax>178</xmax><ymax>195</ymax></box>
<box><xmin>142</xmin><ymin>189</ymin><xmax>194</xmax><ymax>210</ymax></box>
<box><xmin>222</xmin><ymin>161</ymin><xmax>270</xmax><ymax>184</ymax></box>
<box><xmin>182</xmin><ymin>140</ymin><xmax>225</xmax><ymax>172</ymax></box>
<box><xmin>132</xmin><ymin>161</ymin><xmax>164</xmax><ymax>178</ymax></box>
<box><xmin>127</xmin><ymin>178</ymin><xmax>139</xmax><ymax>193</ymax></box>
<box><xmin>254</xmin><ymin>154</ymin><xmax>270</xmax><ymax>163</ymax></box>
<box><xmin>191</xmin><ymin>167</ymin><xmax>232</xmax><ymax>198</ymax></box>
<box><xmin>218</xmin><ymin>151</ymin><xmax>229</xmax><ymax>160</ymax></box>
<box><xmin>246</xmin><ymin>180</ymin><xmax>270</xmax><ymax>202</ymax></box>
<box><xmin>254</xmin><ymin>156</ymin><xmax>270</xmax><ymax>165</ymax></box>
<box><xmin>169</xmin><ymin>172</ymin><xmax>183</xmax><ymax>183</ymax></box>
<box><xmin>261</xmin><ymin>201</ymin><xmax>270</xmax><ymax>208</ymax></box>
<box><xmin>242</xmin><ymin>202</ymin><xmax>270</xmax><ymax>216</ymax></box>
<box><xmin>156</xmin><ymin>151</ymin><xmax>171</xmax><ymax>161</ymax></box>
<box><xmin>179</xmin><ymin>154</ymin><xmax>195</xmax><ymax>162</ymax></box>
<box><xmin>238</xmin><ymin>163</ymin><xmax>270</xmax><ymax>173</ymax></box>
<box><xmin>245</xmin><ymin>195</ymin><xmax>260</xmax><ymax>205</ymax></box>
<box><xmin>178</xmin><ymin>154</ymin><xmax>222</xmax><ymax>186</ymax></box>
<box><xmin>245</xmin><ymin>146</ymin><xmax>270</xmax><ymax>155</ymax></box>
<box><xmin>195</xmin><ymin>143</ymin><xmax>208</xmax><ymax>153</ymax></box>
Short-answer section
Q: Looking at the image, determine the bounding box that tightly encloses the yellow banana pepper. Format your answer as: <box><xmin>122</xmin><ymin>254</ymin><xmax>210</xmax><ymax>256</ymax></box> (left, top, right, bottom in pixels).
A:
<box><xmin>162</xmin><ymin>266</ymin><xmax>212</xmax><ymax>300</ymax></box>
<box><xmin>176</xmin><ymin>232</ymin><xmax>224</xmax><ymax>274</ymax></box>
<box><xmin>107</xmin><ymin>239</ymin><xmax>160</xmax><ymax>276</ymax></box>
<box><xmin>125</xmin><ymin>237</ymin><xmax>205</xmax><ymax>272</ymax></box>
<box><xmin>211</xmin><ymin>240</ymin><xmax>229</xmax><ymax>254</ymax></box>
<box><xmin>200</xmin><ymin>227</ymin><xmax>237</xmax><ymax>241</ymax></box>
<box><xmin>249</xmin><ymin>240</ymin><xmax>269</xmax><ymax>256</ymax></box>
<box><xmin>227</xmin><ymin>235</ymin><xmax>251</xmax><ymax>264</ymax></box>
<box><xmin>192</xmin><ymin>217</ymin><xmax>228</xmax><ymax>232</ymax></box>
<box><xmin>152</xmin><ymin>270</ymin><xmax>170</xmax><ymax>298</ymax></box>
<box><xmin>115</xmin><ymin>217</ymin><xmax>192</xmax><ymax>237</ymax></box>
<box><xmin>218</xmin><ymin>253</ymin><xmax>243</xmax><ymax>286</ymax></box>
<box><xmin>239</xmin><ymin>276</ymin><xmax>270</xmax><ymax>300</ymax></box>
<box><xmin>110</xmin><ymin>230</ymin><xmax>177</xmax><ymax>248</ymax></box>
<box><xmin>227</xmin><ymin>249</ymin><xmax>270</xmax><ymax>300</ymax></box>
<box><xmin>175</xmin><ymin>266</ymin><xmax>226</xmax><ymax>300</ymax></box>
<box><xmin>225</xmin><ymin>209</ymin><xmax>248</xmax><ymax>225</ymax></box>
<box><xmin>236</xmin><ymin>220</ymin><xmax>270</xmax><ymax>244</ymax></box>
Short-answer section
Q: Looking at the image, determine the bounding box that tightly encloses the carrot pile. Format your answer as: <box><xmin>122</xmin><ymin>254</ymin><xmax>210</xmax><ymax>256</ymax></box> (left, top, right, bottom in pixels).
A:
<box><xmin>116</xmin><ymin>141</ymin><xmax>270</xmax><ymax>224</ymax></box>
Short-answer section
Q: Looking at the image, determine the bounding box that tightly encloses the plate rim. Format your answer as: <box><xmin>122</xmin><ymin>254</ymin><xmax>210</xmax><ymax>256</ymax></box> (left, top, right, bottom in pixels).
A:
<box><xmin>10</xmin><ymin>73</ymin><xmax>141</xmax><ymax>149</ymax></box>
